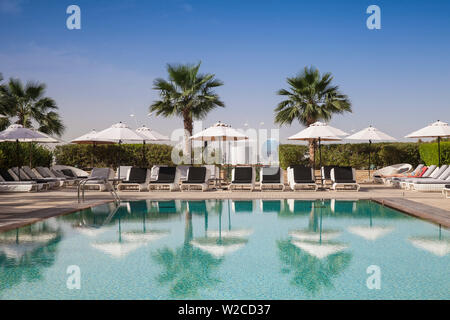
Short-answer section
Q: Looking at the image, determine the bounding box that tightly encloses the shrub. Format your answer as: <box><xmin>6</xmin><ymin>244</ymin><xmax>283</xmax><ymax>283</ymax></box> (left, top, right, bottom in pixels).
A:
<box><xmin>278</xmin><ymin>144</ymin><xmax>309</xmax><ymax>169</ymax></box>
<box><xmin>54</xmin><ymin>143</ymin><xmax>174</xmax><ymax>169</ymax></box>
<box><xmin>419</xmin><ymin>141</ymin><xmax>450</xmax><ymax>165</ymax></box>
<box><xmin>279</xmin><ymin>142</ymin><xmax>422</xmax><ymax>169</ymax></box>
<box><xmin>0</xmin><ymin>142</ymin><xmax>53</xmax><ymax>168</ymax></box>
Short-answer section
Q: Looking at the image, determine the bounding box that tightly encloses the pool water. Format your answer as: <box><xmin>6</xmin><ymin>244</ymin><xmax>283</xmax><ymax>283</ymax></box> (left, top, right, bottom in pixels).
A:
<box><xmin>0</xmin><ymin>199</ymin><xmax>448</xmax><ymax>300</ymax></box>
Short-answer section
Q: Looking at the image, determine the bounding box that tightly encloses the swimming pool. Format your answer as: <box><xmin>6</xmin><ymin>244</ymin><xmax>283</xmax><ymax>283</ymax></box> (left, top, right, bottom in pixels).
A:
<box><xmin>0</xmin><ymin>199</ymin><xmax>448</xmax><ymax>300</ymax></box>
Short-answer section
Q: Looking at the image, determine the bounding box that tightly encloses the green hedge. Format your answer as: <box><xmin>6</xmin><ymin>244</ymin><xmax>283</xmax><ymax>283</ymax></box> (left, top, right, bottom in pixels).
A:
<box><xmin>279</xmin><ymin>143</ymin><xmax>421</xmax><ymax>169</ymax></box>
<box><xmin>54</xmin><ymin>143</ymin><xmax>174</xmax><ymax>169</ymax></box>
<box><xmin>419</xmin><ymin>141</ymin><xmax>450</xmax><ymax>165</ymax></box>
<box><xmin>0</xmin><ymin>142</ymin><xmax>53</xmax><ymax>168</ymax></box>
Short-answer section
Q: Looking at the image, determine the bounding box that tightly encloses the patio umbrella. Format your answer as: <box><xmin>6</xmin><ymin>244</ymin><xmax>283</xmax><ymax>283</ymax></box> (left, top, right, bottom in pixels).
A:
<box><xmin>405</xmin><ymin>120</ymin><xmax>450</xmax><ymax>167</ymax></box>
<box><xmin>0</xmin><ymin>124</ymin><xmax>58</xmax><ymax>180</ymax></box>
<box><xmin>288</xmin><ymin>122</ymin><xmax>348</xmax><ymax>185</ymax></box>
<box><xmin>135</xmin><ymin>125</ymin><xmax>169</xmax><ymax>166</ymax></box>
<box><xmin>94</xmin><ymin>122</ymin><xmax>148</xmax><ymax>179</ymax></box>
<box><xmin>346</xmin><ymin>126</ymin><xmax>396</xmax><ymax>179</ymax></box>
<box><xmin>190</xmin><ymin>121</ymin><xmax>249</xmax><ymax>181</ymax></box>
<box><xmin>71</xmin><ymin>130</ymin><xmax>114</xmax><ymax>168</ymax></box>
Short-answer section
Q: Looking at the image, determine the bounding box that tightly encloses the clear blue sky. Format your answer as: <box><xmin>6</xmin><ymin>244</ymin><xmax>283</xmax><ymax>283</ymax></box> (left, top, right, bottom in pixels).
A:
<box><xmin>1</xmin><ymin>0</ymin><xmax>449</xmax><ymax>142</ymax></box>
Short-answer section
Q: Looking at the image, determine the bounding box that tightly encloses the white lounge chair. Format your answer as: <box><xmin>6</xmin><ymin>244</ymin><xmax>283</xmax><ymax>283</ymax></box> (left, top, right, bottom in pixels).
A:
<box><xmin>287</xmin><ymin>166</ymin><xmax>318</xmax><ymax>191</ymax></box>
<box><xmin>443</xmin><ymin>185</ymin><xmax>450</xmax><ymax>198</ymax></box>
<box><xmin>80</xmin><ymin>168</ymin><xmax>115</xmax><ymax>191</ymax></box>
<box><xmin>180</xmin><ymin>167</ymin><xmax>210</xmax><ymax>192</ymax></box>
<box><xmin>330</xmin><ymin>167</ymin><xmax>360</xmax><ymax>191</ymax></box>
<box><xmin>0</xmin><ymin>169</ymin><xmax>41</xmax><ymax>192</ymax></box>
<box><xmin>148</xmin><ymin>166</ymin><xmax>180</xmax><ymax>191</ymax></box>
<box><xmin>260</xmin><ymin>166</ymin><xmax>285</xmax><ymax>191</ymax></box>
<box><xmin>117</xmin><ymin>167</ymin><xmax>151</xmax><ymax>192</ymax></box>
<box><xmin>229</xmin><ymin>167</ymin><xmax>255</xmax><ymax>191</ymax></box>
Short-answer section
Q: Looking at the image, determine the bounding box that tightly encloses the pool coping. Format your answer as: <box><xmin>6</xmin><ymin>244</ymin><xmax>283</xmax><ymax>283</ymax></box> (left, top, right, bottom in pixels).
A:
<box><xmin>0</xmin><ymin>197</ymin><xmax>448</xmax><ymax>233</ymax></box>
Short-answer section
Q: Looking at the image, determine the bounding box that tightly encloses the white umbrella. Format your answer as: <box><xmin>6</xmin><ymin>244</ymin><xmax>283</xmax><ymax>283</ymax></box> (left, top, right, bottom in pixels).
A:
<box><xmin>346</xmin><ymin>126</ymin><xmax>396</xmax><ymax>179</ymax></box>
<box><xmin>190</xmin><ymin>121</ymin><xmax>249</xmax><ymax>181</ymax></box>
<box><xmin>135</xmin><ymin>125</ymin><xmax>170</xmax><ymax>166</ymax></box>
<box><xmin>71</xmin><ymin>129</ymin><xmax>115</xmax><ymax>168</ymax></box>
<box><xmin>405</xmin><ymin>120</ymin><xmax>450</xmax><ymax>167</ymax></box>
<box><xmin>288</xmin><ymin>121</ymin><xmax>348</xmax><ymax>185</ymax></box>
<box><xmin>0</xmin><ymin>124</ymin><xmax>58</xmax><ymax>179</ymax></box>
<box><xmin>94</xmin><ymin>122</ymin><xmax>148</xmax><ymax>178</ymax></box>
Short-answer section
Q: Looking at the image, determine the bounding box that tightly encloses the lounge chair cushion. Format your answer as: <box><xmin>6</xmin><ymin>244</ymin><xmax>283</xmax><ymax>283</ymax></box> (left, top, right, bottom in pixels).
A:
<box><xmin>124</xmin><ymin>168</ymin><xmax>147</xmax><ymax>183</ymax></box>
<box><xmin>36</xmin><ymin>167</ymin><xmax>51</xmax><ymax>178</ymax></box>
<box><xmin>0</xmin><ymin>169</ymin><xmax>16</xmax><ymax>182</ymax></box>
<box><xmin>156</xmin><ymin>167</ymin><xmax>176</xmax><ymax>183</ymax></box>
<box><xmin>61</xmin><ymin>169</ymin><xmax>76</xmax><ymax>178</ymax></box>
<box><xmin>186</xmin><ymin>167</ymin><xmax>207</xmax><ymax>183</ymax></box>
<box><xmin>90</xmin><ymin>168</ymin><xmax>111</xmax><ymax>180</ymax></box>
<box><xmin>232</xmin><ymin>167</ymin><xmax>253</xmax><ymax>184</ymax></box>
<box><xmin>292</xmin><ymin>166</ymin><xmax>314</xmax><ymax>183</ymax></box>
<box><xmin>333</xmin><ymin>167</ymin><xmax>355</xmax><ymax>183</ymax></box>
<box><xmin>262</xmin><ymin>167</ymin><xmax>280</xmax><ymax>183</ymax></box>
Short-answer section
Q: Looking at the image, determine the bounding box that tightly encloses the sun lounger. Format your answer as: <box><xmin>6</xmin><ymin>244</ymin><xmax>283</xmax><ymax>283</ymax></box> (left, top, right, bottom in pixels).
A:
<box><xmin>116</xmin><ymin>166</ymin><xmax>132</xmax><ymax>180</ymax></box>
<box><xmin>443</xmin><ymin>185</ymin><xmax>450</xmax><ymax>198</ymax></box>
<box><xmin>229</xmin><ymin>166</ymin><xmax>255</xmax><ymax>191</ymax></box>
<box><xmin>80</xmin><ymin>168</ymin><xmax>115</xmax><ymax>191</ymax></box>
<box><xmin>117</xmin><ymin>167</ymin><xmax>151</xmax><ymax>192</ymax></box>
<box><xmin>287</xmin><ymin>165</ymin><xmax>318</xmax><ymax>191</ymax></box>
<box><xmin>410</xmin><ymin>169</ymin><xmax>450</xmax><ymax>192</ymax></box>
<box><xmin>391</xmin><ymin>165</ymin><xmax>435</xmax><ymax>188</ymax></box>
<box><xmin>399</xmin><ymin>165</ymin><xmax>441</xmax><ymax>189</ymax></box>
<box><xmin>34</xmin><ymin>167</ymin><xmax>67</xmax><ymax>187</ymax></box>
<box><xmin>330</xmin><ymin>167</ymin><xmax>360</xmax><ymax>191</ymax></box>
<box><xmin>148</xmin><ymin>166</ymin><xmax>180</xmax><ymax>191</ymax></box>
<box><xmin>51</xmin><ymin>165</ymin><xmax>89</xmax><ymax>179</ymax></box>
<box><xmin>260</xmin><ymin>166</ymin><xmax>285</xmax><ymax>191</ymax></box>
<box><xmin>9</xmin><ymin>167</ymin><xmax>51</xmax><ymax>189</ymax></box>
<box><xmin>0</xmin><ymin>169</ymin><xmax>42</xmax><ymax>192</ymax></box>
<box><xmin>21</xmin><ymin>166</ymin><xmax>60</xmax><ymax>189</ymax></box>
<box><xmin>180</xmin><ymin>167</ymin><xmax>210</xmax><ymax>192</ymax></box>
<box><xmin>404</xmin><ymin>166</ymin><xmax>449</xmax><ymax>190</ymax></box>
<box><xmin>373</xmin><ymin>163</ymin><xmax>415</xmax><ymax>184</ymax></box>
<box><xmin>50</xmin><ymin>168</ymin><xmax>79</xmax><ymax>186</ymax></box>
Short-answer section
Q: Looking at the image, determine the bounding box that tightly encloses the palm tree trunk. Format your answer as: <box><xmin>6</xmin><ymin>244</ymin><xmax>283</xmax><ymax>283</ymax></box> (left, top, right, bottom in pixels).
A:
<box><xmin>308</xmin><ymin>139</ymin><xmax>316</xmax><ymax>168</ymax></box>
<box><xmin>183</xmin><ymin>113</ymin><xmax>193</xmax><ymax>164</ymax></box>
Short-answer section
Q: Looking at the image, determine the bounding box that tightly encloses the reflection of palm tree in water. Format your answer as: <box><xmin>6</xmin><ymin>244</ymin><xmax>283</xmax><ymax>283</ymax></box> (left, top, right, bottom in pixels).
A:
<box><xmin>278</xmin><ymin>200</ymin><xmax>352</xmax><ymax>296</ymax></box>
<box><xmin>0</xmin><ymin>225</ymin><xmax>62</xmax><ymax>297</ymax></box>
<box><xmin>278</xmin><ymin>239</ymin><xmax>351</xmax><ymax>296</ymax></box>
<box><xmin>152</xmin><ymin>208</ymin><xmax>223</xmax><ymax>298</ymax></box>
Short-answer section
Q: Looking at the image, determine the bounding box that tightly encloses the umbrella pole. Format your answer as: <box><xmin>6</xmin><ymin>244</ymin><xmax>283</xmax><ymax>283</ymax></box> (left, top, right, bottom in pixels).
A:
<box><xmin>142</xmin><ymin>140</ymin><xmax>146</xmax><ymax>168</ymax></box>
<box><xmin>368</xmin><ymin>140</ymin><xmax>372</xmax><ymax>180</ymax></box>
<box><xmin>319</xmin><ymin>137</ymin><xmax>323</xmax><ymax>186</ymax></box>
<box><xmin>91</xmin><ymin>142</ymin><xmax>95</xmax><ymax>169</ymax></box>
<box><xmin>438</xmin><ymin>136</ymin><xmax>441</xmax><ymax>167</ymax></box>
<box><xmin>29</xmin><ymin>142</ymin><xmax>32</xmax><ymax>168</ymax></box>
<box><xmin>16</xmin><ymin>139</ymin><xmax>21</xmax><ymax>181</ymax></box>
<box><xmin>118</xmin><ymin>140</ymin><xmax>121</xmax><ymax>180</ymax></box>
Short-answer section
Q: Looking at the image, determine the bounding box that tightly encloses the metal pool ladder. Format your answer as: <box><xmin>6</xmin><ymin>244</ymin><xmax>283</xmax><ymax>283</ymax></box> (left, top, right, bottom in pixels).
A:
<box><xmin>77</xmin><ymin>179</ymin><xmax>121</xmax><ymax>205</ymax></box>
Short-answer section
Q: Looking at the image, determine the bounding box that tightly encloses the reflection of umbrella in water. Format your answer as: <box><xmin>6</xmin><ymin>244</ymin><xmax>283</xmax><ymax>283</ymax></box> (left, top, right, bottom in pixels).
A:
<box><xmin>91</xmin><ymin>242</ymin><xmax>145</xmax><ymax>258</ymax></box>
<box><xmin>191</xmin><ymin>199</ymin><xmax>250</xmax><ymax>257</ymax></box>
<box><xmin>409</xmin><ymin>227</ymin><xmax>449</xmax><ymax>257</ymax></box>
<box><xmin>409</xmin><ymin>237</ymin><xmax>449</xmax><ymax>257</ymax></box>
<box><xmin>346</xmin><ymin>202</ymin><xmax>394</xmax><ymax>241</ymax></box>
<box><xmin>0</xmin><ymin>232</ymin><xmax>58</xmax><ymax>259</ymax></box>
<box><xmin>289</xmin><ymin>201</ymin><xmax>348</xmax><ymax>259</ymax></box>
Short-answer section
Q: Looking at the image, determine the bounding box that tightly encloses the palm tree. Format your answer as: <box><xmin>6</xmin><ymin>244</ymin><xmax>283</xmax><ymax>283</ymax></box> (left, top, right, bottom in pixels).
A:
<box><xmin>0</xmin><ymin>77</ymin><xmax>65</xmax><ymax>135</ymax></box>
<box><xmin>274</xmin><ymin>66</ymin><xmax>351</xmax><ymax>165</ymax></box>
<box><xmin>150</xmin><ymin>62</ymin><xmax>224</xmax><ymax>158</ymax></box>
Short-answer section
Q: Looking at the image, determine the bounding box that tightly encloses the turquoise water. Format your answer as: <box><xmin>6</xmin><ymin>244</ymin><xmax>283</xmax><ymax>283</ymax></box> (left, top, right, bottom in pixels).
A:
<box><xmin>0</xmin><ymin>199</ymin><xmax>448</xmax><ymax>300</ymax></box>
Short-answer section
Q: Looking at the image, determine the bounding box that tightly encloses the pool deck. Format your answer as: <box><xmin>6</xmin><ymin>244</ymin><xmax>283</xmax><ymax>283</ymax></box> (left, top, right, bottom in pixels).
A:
<box><xmin>0</xmin><ymin>184</ymin><xmax>449</xmax><ymax>231</ymax></box>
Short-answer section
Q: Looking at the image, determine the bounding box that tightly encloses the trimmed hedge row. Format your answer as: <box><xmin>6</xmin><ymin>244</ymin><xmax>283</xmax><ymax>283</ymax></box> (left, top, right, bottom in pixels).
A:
<box><xmin>0</xmin><ymin>142</ymin><xmax>53</xmax><ymax>168</ymax></box>
<box><xmin>419</xmin><ymin>141</ymin><xmax>450</xmax><ymax>166</ymax></box>
<box><xmin>53</xmin><ymin>144</ymin><xmax>174</xmax><ymax>169</ymax></box>
<box><xmin>5</xmin><ymin>141</ymin><xmax>445</xmax><ymax>171</ymax></box>
<box><xmin>279</xmin><ymin>143</ymin><xmax>422</xmax><ymax>169</ymax></box>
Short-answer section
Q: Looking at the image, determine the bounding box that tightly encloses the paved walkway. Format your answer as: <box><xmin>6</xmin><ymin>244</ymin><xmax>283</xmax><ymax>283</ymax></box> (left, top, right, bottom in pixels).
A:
<box><xmin>0</xmin><ymin>184</ymin><xmax>449</xmax><ymax>231</ymax></box>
